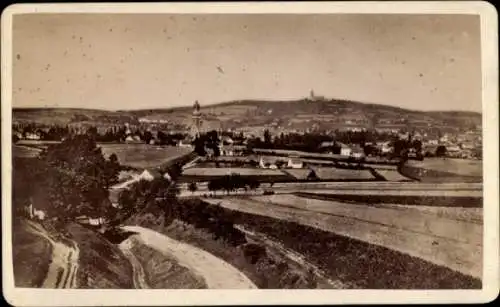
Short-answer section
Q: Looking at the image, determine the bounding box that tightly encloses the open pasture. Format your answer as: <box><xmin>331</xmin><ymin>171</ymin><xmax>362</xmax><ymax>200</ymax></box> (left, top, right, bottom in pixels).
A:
<box><xmin>373</xmin><ymin>169</ymin><xmax>413</xmax><ymax>181</ymax></box>
<box><xmin>406</xmin><ymin>158</ymin><xmax>482</xmax><ymax>177</ymax></box>
<box><xmin>283</xmin><ymin>167</ymin><xmax>376</xmax><ymax>181</ymax></box>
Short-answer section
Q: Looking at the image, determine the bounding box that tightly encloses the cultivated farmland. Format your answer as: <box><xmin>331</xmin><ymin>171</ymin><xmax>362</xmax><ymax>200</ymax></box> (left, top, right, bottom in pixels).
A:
<box><xmin>203</xmin><ymin>194</ymin><xmax>482</xmax><ymax>281</ymax></box>
<box><xmin>180</xmin><ymin>167</ymin><xmax>293</xmax><ymax>182</ymax></box>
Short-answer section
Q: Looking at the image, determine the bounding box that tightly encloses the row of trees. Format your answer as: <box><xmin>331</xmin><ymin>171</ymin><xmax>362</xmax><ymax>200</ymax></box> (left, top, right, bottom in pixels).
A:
<box><xmin>201</xmin><ymin>174</ymin><xmax>261</xmax><ymax>195</ymax></box>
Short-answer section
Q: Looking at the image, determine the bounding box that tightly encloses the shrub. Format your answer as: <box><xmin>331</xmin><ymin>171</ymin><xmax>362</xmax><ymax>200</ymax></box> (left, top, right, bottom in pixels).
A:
<box><xmin>241</xmin><ymin>243</ymin><xmax>268</xmax><ymax>264</ymax></box>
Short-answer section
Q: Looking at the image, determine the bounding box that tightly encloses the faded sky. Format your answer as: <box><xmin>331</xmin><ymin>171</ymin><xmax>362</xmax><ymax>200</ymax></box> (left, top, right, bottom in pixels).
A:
<box><xmin>12</xmin><ymin>13</ymin><xmax>481</xmax><ymax>112</ymax></box>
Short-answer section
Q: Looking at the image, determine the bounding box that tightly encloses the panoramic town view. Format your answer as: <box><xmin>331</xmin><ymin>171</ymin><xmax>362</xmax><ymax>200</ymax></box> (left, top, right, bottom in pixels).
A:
<box><xmin>10</xmin><ymin>13</ymin><xmax>483</xmax><ymax>290</ymax></box>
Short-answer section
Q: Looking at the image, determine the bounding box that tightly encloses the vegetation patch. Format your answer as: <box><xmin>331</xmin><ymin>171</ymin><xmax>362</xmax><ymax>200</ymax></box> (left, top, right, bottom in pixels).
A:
<box><xmin>128</xmin><ymin>238</ymin><xmax>207</xmax><ymax>289</ymax></box>
<box><xmin>12</xmin><ymin>220</ymin><xmax>52</xmax><ymax>288</ymax></box>
<box><xmin>130</xmin><ymin>200</ymin><xmax>335</xmax><ymax>289</ymax></box>
<box><xmin>295</xmin><ymin>192</ymin><xmax>483</xmax><ymax>208</ymax></box>
<box><xmin>65</xmin><ymin>223</ymin><xmax>134</xmax><ymax>289</ymax></box>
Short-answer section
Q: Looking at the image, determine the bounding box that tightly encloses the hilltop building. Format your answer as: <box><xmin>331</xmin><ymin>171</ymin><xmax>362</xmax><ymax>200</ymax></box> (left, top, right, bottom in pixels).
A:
<box><xmin>309</xmin><ymin>89</ymin><xmax>325</xmax><ymax>101</ymax></box>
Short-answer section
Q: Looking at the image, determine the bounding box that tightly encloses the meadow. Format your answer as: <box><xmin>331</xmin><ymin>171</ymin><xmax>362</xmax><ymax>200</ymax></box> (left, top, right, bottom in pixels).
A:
<box><xmin>99</xmin><ymin>144</ymin><xmax>193</xmax><ymax>169</ymax></box>
<box><xmin>284</xmin><ymin>167</ymin><xmax>376</xmax><ymax>181</ymax></box>
<box><xmin>406</xmin><ymin>158</ymin><xmax>483</xmax><ymax>177</ymax></box>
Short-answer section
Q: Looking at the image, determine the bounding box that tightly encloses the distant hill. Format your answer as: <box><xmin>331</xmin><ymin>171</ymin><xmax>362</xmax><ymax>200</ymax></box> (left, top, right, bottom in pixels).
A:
<box><xmin>13</xmin><ymin>98</ymin><xmax>481</xmax><ymax>132</ymax></box>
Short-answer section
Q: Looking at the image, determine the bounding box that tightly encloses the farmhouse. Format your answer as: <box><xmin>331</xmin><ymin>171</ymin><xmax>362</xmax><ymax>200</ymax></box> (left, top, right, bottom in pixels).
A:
<box><xmin>219</xmin><ymin>144</ymin><xmax>234</xmax><ymax>156</ymax></box>
<box><xmin>125</xmin><ymin>135</ymin><xmax>142</xmax><ymax>143</ymax></box>
<box><xmin>338</xmin><ymin>142</ymin><xmax>352</xmax><ymax>156</ymax></box>
<box><xmin>139</xmin><ymin>169</ymin><xmax>163</xmax><ymax>181</ymax></box>
<box><xmin>287</xmin><ymin>158</ymin><xmax>304</xmax><ymax>169</ymax></box>
<box><xmin>24</xmin><ymin>203</ymin><xmax>46</xmax><ymax>221</ymax></box>
<box><xmin>76</xmin><ymin>216</ymin><xmax>107</xmax><ymax>226</ymax></box>
<box><xmin>259</xmin><ymin>157</ymin><xmax>276</xmax><ymax>169</ymax></box>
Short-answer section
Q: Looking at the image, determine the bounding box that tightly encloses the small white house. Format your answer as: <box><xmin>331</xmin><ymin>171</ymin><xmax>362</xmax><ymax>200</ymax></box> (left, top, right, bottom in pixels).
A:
<box><xmin>24</xmin><ymin>203</ymin><xmax>46</xmax><ymax>220</ymax></box>
<box><xmin>338</xmin><ymin>143</ymin><xmax>352</xmax><ymax>156</ymax></box>
<box><xmin>139</xmin><ymin>169</ymin><xmax>162</xmax><ymax>181</ymax></box>
<box><xmin>378</xmin><ymin>142</ymin><xmax>393</xmax><ymax>154</ymax></box>
<box><xmin>25</xmin><ymin>132</ymin><xmax>41</xmax><ymax>140</ymax></box>
<box><xmin>287</xmin><ymin>158</ymin><xmax>303</xmax><ymax>169</ymax></box>
<box><xmin>76</xmin><ymin>216</ymin><xmax>106</xmax><ymax>226</ymax></box>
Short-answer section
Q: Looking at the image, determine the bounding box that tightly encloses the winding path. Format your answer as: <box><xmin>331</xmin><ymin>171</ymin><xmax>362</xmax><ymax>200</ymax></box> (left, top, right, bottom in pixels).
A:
<box><xmin>121</xmin><ymin>226</ymin><xmax>257</xmax><ymax>289</ymax></box>
<box><xmin>118</xmin><ymin>239</ymin><xmax>150</xmax><ymax>289</ymax></box>
<box><xmin>25</xmin><ymin>221</ymin><xmax>80</xmax><ymax>288</ymax></box>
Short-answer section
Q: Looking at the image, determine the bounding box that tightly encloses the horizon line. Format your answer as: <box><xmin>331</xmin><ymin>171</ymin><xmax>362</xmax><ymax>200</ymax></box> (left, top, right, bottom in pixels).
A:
<box><xmin>12</xmin><ymin>98</ymin><xmax>483</xmax><ymax>115</ymax></box>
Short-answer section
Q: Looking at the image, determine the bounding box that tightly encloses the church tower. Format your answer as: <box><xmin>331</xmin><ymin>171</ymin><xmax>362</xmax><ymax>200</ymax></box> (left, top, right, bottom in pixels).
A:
<box><xmin>191</xmin><ymin>100</ymin><xmax>202</xmax><ymax>138</ymax></box>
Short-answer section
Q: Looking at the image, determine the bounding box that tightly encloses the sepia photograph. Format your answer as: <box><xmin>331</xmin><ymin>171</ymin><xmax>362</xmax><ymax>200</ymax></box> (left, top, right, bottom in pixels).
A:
<box><xmin>1</xmin><ymin>2</ymin><xmax>498</xmax><ymax>306</ymax></box>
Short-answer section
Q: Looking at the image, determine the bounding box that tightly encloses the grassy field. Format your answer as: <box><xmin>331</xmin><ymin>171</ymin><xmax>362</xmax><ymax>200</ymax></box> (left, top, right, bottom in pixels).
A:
<box><xmin>13</xmin><ymin>145</ymin><xmax>42</xmax><ymax>158</ymax></box>
<box><xmin>374</xmin><ymin>204</ymin><xmax>483</xmax><ymax>224</ymax></box>
<box><xmin>99</xmin><ymin>144</ymin><xmax>193</xmax><ymax>169</ymax></box>
<box><xmin>407</xmin><ymin>158</ymin><xmax>482</xmax><ymax>177</ymax></box>
<box><xmin>12</xmin><ymin>219</ymin><xmax>52</xmax><ymax>287</ymax></box>
<box><xmin>284</xmin><ymin>167</ymin><xmax>376</xmax><ymax>181</ymax></box>
<box><xmin>373</xmin><ymin>169</ymin><xmax>413</xmax><ymax>181</ymax></box>
<box><xmin>65</xmin><ymin>223</ymin><xmax>134</xmax><ymax>288</ymax></box>
<box><xmin>401</xmin><ymin>158</ymin><xmax>483</xmax><ymax>183</ymax></box>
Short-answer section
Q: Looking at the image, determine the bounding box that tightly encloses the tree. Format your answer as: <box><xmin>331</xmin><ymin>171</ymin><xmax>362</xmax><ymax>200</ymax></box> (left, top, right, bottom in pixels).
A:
<box><xmin>193</xmin><ymin>137</ymin><xmax>206</xmax><ymax>156</ymax></box>
<box><xmin>248</xmin><ymin>179</ymin><xmax>260</xmax><ymax>192</ymax></box>
<box><xmin>208</xmin><ymin>179</ymin><xmax>219</xmax><ymax>196</ymax></box>
<box><xmin>188</xmin><ymin>182</ymin><xmax>198</xmax><ymax>194</ymax></box>
<box><xmin>37</xmin><ymin>134</ymin><xmax>114</xmax><ymax>220</ymax></box>
<box><xmin>307</xmin><ymin>169</ymin><xmax>319</xmax><ymax>181</ymax></box>
<box><xmin>436</xmin><ymin>145</ymin><xmax>447</xmax><ymax>157</ymax></box>
<box><xmin>263</xmin><ymin>129</ymin><xmax>272</xmax><ymax>145</ymax></box>
<box><xmin>118</xmin><ymin>189</ymin><xmax>136</xmax><ymax>214</ymax></box>
<box><xmin>275</xmin><ymin>160</ymin><xmax>285</xmax><ymax>169</ymax></box>
<box><xmin>143</xmin><ymin>130</ymin><xmax>153</xmax><ymax>144</ymax></box>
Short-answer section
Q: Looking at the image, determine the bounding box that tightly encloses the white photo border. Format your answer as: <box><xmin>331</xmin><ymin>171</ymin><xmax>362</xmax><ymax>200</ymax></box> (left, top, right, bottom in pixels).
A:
<box><xmin>1</xmin><ymin>2</ymin><xmax>498</xmax><ymax>306</ymax></box>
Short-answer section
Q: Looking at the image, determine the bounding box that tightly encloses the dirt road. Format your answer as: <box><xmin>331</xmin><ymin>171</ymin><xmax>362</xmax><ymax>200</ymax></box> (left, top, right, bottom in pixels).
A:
<box><xmin>121</xmin><ymin>226</ymin><xmax>257</xmax><ymax>289</ymax></box>
<box><xmin>25</xmin><ymin>221</ymin><xmax>80</xmax><ymax>288</ymax></box>
<box><xmin>118</xmin><ymin>239</ymin><xmax>150</xmax><ymax>289</ymax></box>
